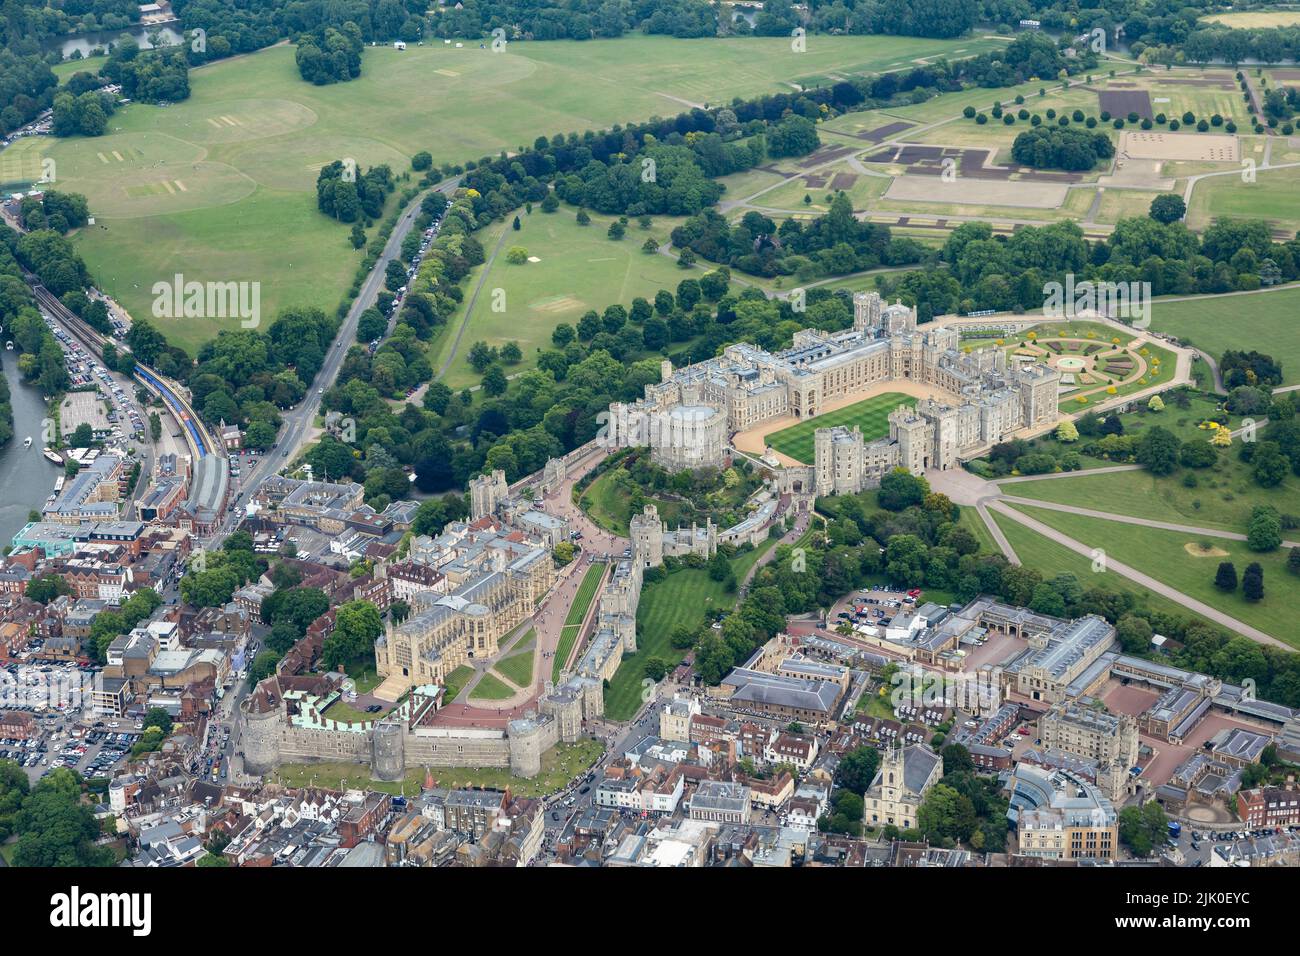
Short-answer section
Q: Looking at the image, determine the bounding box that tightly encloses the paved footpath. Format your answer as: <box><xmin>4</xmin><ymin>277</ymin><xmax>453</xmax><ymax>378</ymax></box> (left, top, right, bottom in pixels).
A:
<box><xmin>987</xmin><ymin>500</ymin><xmax>1289</xmax><ymax>651</ymax></box>
<box><xmin>999</xmin><ymin>495</ymin><xmax>1300</xmax><ymax>550</ymax></box>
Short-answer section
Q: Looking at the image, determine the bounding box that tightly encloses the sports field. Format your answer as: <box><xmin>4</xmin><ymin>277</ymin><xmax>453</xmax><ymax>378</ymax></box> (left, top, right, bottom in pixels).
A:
<box><xmin>1150</xmin><ymin>286</ymin><xmax>1300</xmax><ymax>385</ymax></box>
<box><xmin>764</xmin><ymin>391</ymin><xmax>915</xmax><ymax>464</ymax></box>
<box><xmin>37</xmin><ymin>33</ymin><xmax>996</xmax><ymax>352</ymax></box>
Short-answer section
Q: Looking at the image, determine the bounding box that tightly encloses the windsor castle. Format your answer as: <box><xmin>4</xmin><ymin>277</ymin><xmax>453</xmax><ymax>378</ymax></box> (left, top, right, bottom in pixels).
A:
<box><xmin>605</xmin><ymin>291</ymin><xmax>1061</xmax><ymax>494</ymax></box>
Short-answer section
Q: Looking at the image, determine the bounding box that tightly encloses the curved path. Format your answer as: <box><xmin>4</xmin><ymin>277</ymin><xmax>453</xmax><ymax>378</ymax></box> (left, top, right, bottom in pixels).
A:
<box><xmin>986</xmin><ymin>499</ymin><xmax>1290</xmax><ymax>651</ymax></box>
<box><xmin>999</xmin><ymin>494</ymin><xmax>1300</xmax><ymax>551</ymax></box>
<box><xmin>928</xmin><ymin>464</ymin><xmax>1293</xmax><ymax>651</ymax></box>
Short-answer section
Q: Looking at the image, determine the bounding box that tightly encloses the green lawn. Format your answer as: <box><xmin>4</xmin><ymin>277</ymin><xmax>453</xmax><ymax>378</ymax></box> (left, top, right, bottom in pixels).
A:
<box><xmin>323</xmin><ymin>697</ymin><xmax>394</xmax><ymax>723</ymax></box>
<box><xmin>46</xmin><ymin>34</ymin><xmax>989</xmax><ymax>352</ymax></box>
<box><xmin>1005</xmin><ymin>502</ymin><xmax>1300</xmax><ymax>646</ymax></box>
<box><xmin>577</xmin><ymin>468</ymin><xmax>687</xmax><ymax>536</ymax></box>
<box><xmin>1150</xmin><ymin>287</ymin><xmax>1300</xmax><ymax>386</ymax></box>
<box><xmin>442</xmin><ymin>664</ymin><xmax>475</xmax><ymax>703</ymax></box>
<box><xmin>1000</xmin><ymin>438</ymin><xmax>1300</xmax><ymax>535</ymax></box>
<box><xmin>553</xmin><ymin>562</ymin><xmax>607</xmax><ymax>681</ymax></box>
<box><xmin>494</xmin><ymin>648</ymin><xmax>535</xmax><ymax>688</ymax></box>
<box><xmin>345</xmin><ymin>663</ymin><xmax>382</xmax><ymax>695</ymax></box>
<box><xmin>765</xmin><ymin>391</ymin><xmax>916</xmax><ymax>464</ymax></box>
<box><xmin>1189</xmin><ymin>165</ymin><xmax>1300</xmax><ymax>237</ymax></box>
<box><xmin>468</xmin><ymin>672</ymin><xmax>515</xmax><ymax>701</ymax></box>
<box><xmin>989</xmin><ymin>509</ymin><xmax>1216</xmax><ymax>624</ymax></box>
<box><xmin>276</xmin><ymin>738</ymin><xmax>604</xmax><ymax>796</ymax></box>
<box><xmin>429</xmin><ymin>209</ymin><xmax>688</xmax><ymax>389</ymax></box>
<box><xmin>604</xmin><ymin>542</ymin><xmax>775</xmax><ymax>721</ymax></box>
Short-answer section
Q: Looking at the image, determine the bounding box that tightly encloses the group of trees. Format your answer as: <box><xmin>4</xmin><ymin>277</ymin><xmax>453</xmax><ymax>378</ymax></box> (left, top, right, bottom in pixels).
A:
<box><xmin>1010</xmin><ymin>124</ymin><xmax>1115</xmax><ymax>171</ymax></box>
<box><xmin>101</xmin><ymin>40</ymin><xmax>190</xmax><ymax>102</ymax></box>
<box><xmin>0</xmin><ymin>352</ymin><xmax>11</xmax><ymax>448</ymax></box>
<box><xmin>1215</xmin><ymin>558</ymin><xmax>1266</xmax><ymax>602</ymax></box>
<box><xmin>179</xmin><ymin>530</ymin><xmax>267</xmax><ymax>609</ymax></box>
<box><xmin>0</xmin><ymin>230</ymin><xmax>71</xmax><ymax>395</ymax></box>
<box><xmin>316</xmin><ymin>159</ymin><xmax>395</xmax><ymax>224</ymax></box>
<box><xmin>0</xmin><ymin>765</ymin><xmax>113</xmax><ymax>867</ymax></box>
<box><xmin>18</xmin><ymin>191</ymin><xmax>90</xmax><ymax>234</ymax></box>
<box><xmin>671</xmin><ymin>195</ymin><xmax>921</xmax><ymax>281</ymax></box>
<box><xmin>295</xmin><ymin>22</ymin><xmax>364</xmax><ymax>85</ymax></box>
<box><xmin>876</xmin><ymin>214</ymin><xmax>1300</xmax><ymax>321</ymax></box>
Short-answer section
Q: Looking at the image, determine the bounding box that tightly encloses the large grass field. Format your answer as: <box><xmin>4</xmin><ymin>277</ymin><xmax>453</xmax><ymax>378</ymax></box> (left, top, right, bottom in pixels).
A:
<box><xmin>1000</xmin><ymin>437</ymin><xmax>1300</xmax><ymax>534</ymax></box>
<box><xmin>604</xmin><ymin>540</ymin><xmax>775</xmax><ymax>720</ymax></box>
<box><xmin>1006</xmin><ymin>502</ymin><xmax>1300</xmax><ymax>647</ymax></box>
<box><xmin>1203</xmin><ymin>11</ymin><xmax>1300</xmax><ymax>28</ymax></box>
<box><xmin>765</xmin><ymin>391</ymin><xmax>916</xmax><ymax>464</ymax></box>
<box><xmin>36</xmin><ymin>33</ymin><xmax>994</xmax><ymax>352</ymax></box>
<box><xmin>431</xmin><ymin>208</ymin><xmax>688</xmax><ymax>388</ymax></box>
<box><xmin>1150</xmin><ymin>287</ymin><xmax>1300</xmax><ymax>385</ymax></box>
<box><xmin>1188</xmin><ymin>165</ymin><xmax>1300</xmax><ymax>236</ymax></box>
<box><xmin>989</xmin><ymin>508</ymin><xmax>1213</xmax><ymax>623</ymax></box>
<box><xmin>553</xmin><ymin>561</ymin><xmax>606</xmax><ymax>681</ymax></box>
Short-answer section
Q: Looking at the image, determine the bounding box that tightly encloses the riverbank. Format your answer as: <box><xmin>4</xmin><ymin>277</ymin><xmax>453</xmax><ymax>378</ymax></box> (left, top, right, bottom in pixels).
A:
<box><xmin>0</xmin><ymin>351</ymin><xmax>59</xmax><ymax>545</ymax></box>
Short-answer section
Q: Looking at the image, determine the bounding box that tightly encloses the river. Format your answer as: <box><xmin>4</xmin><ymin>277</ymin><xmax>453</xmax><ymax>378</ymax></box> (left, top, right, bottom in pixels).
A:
<box><xmin>0</xmin><ymin>350</ymin><xmax>59</xmax><ymax>546</ymax></box>
<box><xmin>48</xmin><ymin>24</ymin><xmax>184</xmax><ymax>60</ymax></box>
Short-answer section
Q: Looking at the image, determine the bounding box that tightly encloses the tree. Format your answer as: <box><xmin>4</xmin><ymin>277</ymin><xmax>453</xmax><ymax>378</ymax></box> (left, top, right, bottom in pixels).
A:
<box><xmin>1243</xmin><ymin>562</ymin><xmax>1265</xmax><ymax>601</ymax></box>
<box><xmin>835</xmin><ymin>746</ymin><xmax>881</xmax><ymax>795</ymax></box>
<box><xmin>248</xmin><ymin>650</ymin><xmax>282</xmax><ymax>685</ymax></box>
<box><xmin>1055</xmin><ymin>419</ymin><xmax>1079</xmax><ymax>442</ymax></box>
<box><xmin>142</xmin><ymin>707</ymin><xmax>173</xmax><ymax>736</ymax></box>
<box><xmin>1247</xmin><ymin>507</ymin><xmax>1283</xmax><ymax>552</ymax></box>
<box><xmin>1147</xmin><ymin>394</ymin><xmax>1164</xmax><ymax>412</ymax></box>
<box><xmin>506</xmin><ymin>246</ymin><xmax>529</xmax><ymax>265</ymax></box>
<box><xmin>12</xmin><ymin>768</ymin><xmax>114</xmax><ymax>867</ymax></box>
<box><xmin>482</xmin><ymin>365</ymin><xmax>508</xmax><ymax>396</ymax></box>
<box><xmin>1137</xmin><ymin>425</ymin><xmax>1180</xmax><ymax>475</ymax></box>
<box><xmin>1118</xmin><ymin>800</ymin><xmax>1167</xmax><ymax>857</ymax></box>
<box><xmin>643</xmin><ymin>658</ymin><xmax>668</xmax><ymax>681</ymax></box>
<box><xmin>1252</xmin><ymin>442</ymin><xmax>1289</xmax><ymax>488</ymax></box>
<box><xmin>576</xmin><ymin>209</ymin><xmax>590</xmax><ymax>226</ymax></box>
<box><xmin>878</xmin><ymin>468</ymin><xmax>929</xmax><ymax>511</ymax></box>
<box><xmin>1149</xmin><ymin>193</ymin><xmax>1186</xmax><ymax>224</ymax></box>
<box><xmin>26</xmin><ymin>574</ymin><xmax>71</xmax><ymax>605</ymax></box>
<box><xmin>322</xmin><ymin>600</ymin><xmax>383</xmax><ymax>671</ymax></box>
<box><xmin>1214</xmin><ymin>561</ymin><xmax>1238</xmax><ymax>592</ymax></box>
<box><xmin>1116</xmin><ymin>613</ymin><xmax>1153</xmax><ymax>654</ymax></box>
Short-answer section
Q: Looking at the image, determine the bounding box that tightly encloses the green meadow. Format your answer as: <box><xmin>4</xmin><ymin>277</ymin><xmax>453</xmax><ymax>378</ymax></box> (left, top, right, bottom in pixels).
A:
<box><xmin>38</xmin><ymin>33</ymin><xmax>994</xmax><ymax>353</ymax></box>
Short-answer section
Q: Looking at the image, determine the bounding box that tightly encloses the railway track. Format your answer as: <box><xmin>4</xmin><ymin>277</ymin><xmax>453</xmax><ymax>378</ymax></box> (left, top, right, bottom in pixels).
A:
<box><xmin>26</xmin><ymin>275</ymin><xmax>220</xmax><ymax>463</ymax></box>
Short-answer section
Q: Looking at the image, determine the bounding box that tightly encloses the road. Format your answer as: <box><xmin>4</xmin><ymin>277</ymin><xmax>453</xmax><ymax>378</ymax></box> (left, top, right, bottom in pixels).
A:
<box><xmin>213</xmin><ymin>176</ymin><xmax>462</xmax><ymax>538</ymax></box>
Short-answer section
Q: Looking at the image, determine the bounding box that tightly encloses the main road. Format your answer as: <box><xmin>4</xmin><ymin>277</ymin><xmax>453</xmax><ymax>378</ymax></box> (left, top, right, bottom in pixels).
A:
<box><xmin>213</xmin><ymin>175</ymin><xmax>462</xmax><ymax>538</ymax></box>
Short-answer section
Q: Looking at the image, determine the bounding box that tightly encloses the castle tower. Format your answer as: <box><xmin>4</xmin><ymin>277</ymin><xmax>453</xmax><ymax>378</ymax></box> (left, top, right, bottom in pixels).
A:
<box><xmin>660</xmin><ymin>358</ymin><xmax>673</xmax><ymax>383</ymax></box>
<box><xmin>630</xmin><ymin>504</ymin><xmax>665</xmax><ymax>569</ymax></box>
<box><xmin>814</xmin><ymin>428</ymin><xmax>835</xmax><ymax>497</ymax></box>
<box><xmin>853</xmin><ymin>291</ymin><xmax>882</xmax><ymax>332</ymax></box>
<box><xmin>469</xmin><ymin>469</ymin><xmax>509</xmax><ymax>520</ymax></box>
